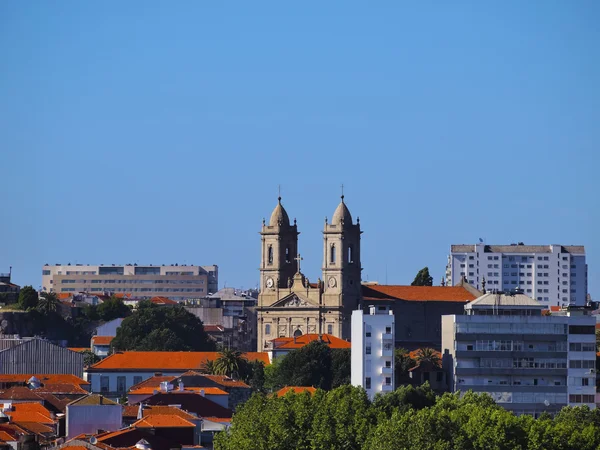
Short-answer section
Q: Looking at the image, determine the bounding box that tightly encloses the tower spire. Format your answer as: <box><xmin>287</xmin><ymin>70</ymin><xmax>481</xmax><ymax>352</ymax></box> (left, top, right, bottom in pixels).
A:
<box><xmin>340</xmin><ymin>183</ymin><xmax>344</xmax><ymax>201</ymax></box>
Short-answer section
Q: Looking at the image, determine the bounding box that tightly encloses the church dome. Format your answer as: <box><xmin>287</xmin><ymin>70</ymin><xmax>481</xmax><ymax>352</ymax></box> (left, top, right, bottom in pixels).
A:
<box><xmin>269</xmin><ymin>197</ymin><xmax>290</xmax><ymax>226</ymax></box>
<box><xmin>331</xmin><ymin>196</ymin><xmax>352</xmax><ymax>225</ymax></box>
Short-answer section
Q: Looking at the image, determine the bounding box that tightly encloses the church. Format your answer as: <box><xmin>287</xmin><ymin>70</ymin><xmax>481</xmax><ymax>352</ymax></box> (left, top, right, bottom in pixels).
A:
<box><xmin>256</xmin><ymin>195</ymin><xmax>362</xmax><ymax>351</ymax></box>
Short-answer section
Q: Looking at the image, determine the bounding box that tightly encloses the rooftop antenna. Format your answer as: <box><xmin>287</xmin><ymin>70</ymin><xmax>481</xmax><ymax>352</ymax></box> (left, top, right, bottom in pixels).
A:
<box><xmin>340</xmin><ymin>183</ymin><xmax>344</xmax><ymax>200</ymax></box>
<box><xmin>278</xmin><ymin>184</ymin><xmax>281</xmax><ymax>201</ymax></box>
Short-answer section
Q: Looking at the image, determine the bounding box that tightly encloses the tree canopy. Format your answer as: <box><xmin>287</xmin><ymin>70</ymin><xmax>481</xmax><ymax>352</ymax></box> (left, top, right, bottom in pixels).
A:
<box><xmin>215</xmin><ymin>384</ymin><xmax>600</xmax><ymax>450</ymax></box>
<box><xmin>18</xmin><ymin>286</ymin><xmax>39</xmax><ymax>310</ymax></box>
<box><xmin>37</xmin><ymin>292</ymin><xmax>60</xmax><ymax>315</ymax></box>
<box><xmin>264</xmin><ymin>341</ymin><xmax>350</xmax><ymax>391</ymax></box>
<box><xmin>111</xmin><ymin>301</ymin><xmax>215</xmax><ymax>351</ymax></box>
<box><xmin>411</xmin><ymin>267</ymin><xmax>433</xmax><ymax>286</ymax></box>
<box><xmin>96</xmin><ymin>296</ymin><xmax>132</xmax><ymax>321</ymax></box>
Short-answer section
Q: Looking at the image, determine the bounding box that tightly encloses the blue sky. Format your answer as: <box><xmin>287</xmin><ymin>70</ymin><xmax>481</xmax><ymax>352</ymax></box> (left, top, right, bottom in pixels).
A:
<box><xmin>1</xmin><ymin>1</ymin><xmax>599</xmax><ymax>296</ymax></box>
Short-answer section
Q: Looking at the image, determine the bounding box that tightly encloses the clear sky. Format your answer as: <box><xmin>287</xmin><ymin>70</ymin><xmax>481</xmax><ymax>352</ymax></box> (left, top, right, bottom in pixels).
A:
<box><xmin>1</xmin><ymin>2</ymin><xmax>599</xmax><ymax>296</ymax></box>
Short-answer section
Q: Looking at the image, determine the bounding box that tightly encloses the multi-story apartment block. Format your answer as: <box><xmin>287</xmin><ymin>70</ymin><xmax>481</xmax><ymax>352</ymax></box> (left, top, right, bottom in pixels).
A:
<box><xmin>442</xmin><ymin>292</ymin><xmax>596</xmax><ymax>416</ymax></box>
<box><xmin>351</xmin><ymin>305</ymin><xmax>395</xmax><ymax>400</ymax></box>
<box><xmin>42</xmin><ymin>264</ymin><xmax>218</xmax><ymax>301</ymax></box>
<box><xmin>445</xmin><ymin>243</ymin><xmax>587</xmax><ymax>307</ymax></box>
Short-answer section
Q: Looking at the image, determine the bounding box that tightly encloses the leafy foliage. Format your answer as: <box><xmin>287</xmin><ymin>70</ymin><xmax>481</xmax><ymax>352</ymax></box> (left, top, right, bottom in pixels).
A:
<box><xmin>411</xmin><ymin>267</ymin><xmax>433</xmax><ymax>286</ymax></box>
<box><xmin>96</xmin><ymin>296</ymin><xmax>131</xmax><ymax>321</ymax></box>
<box><xmin>18</xmin><ymin>286</ymin><xmax>39</xmax><ymax>310</ymax></box>
<box><xmin>214</xmin><ymin>349</ymin><xmax>246</xmax><ymax>379</ymax></box>
<box><xmin>415</xmin><ymin>347</ymin><xmax>441</xmax><ymax>366</ymax></box>
<box><xmin>111</xmin><ymin>301</ymin><xmax>215</xmax><ymax>351</ymax></box>
<box><xmin>37</xmin><ymin>292</ymin><xmax>60</xmax><ymax>315</ymax></box>
<box><xmin>81</xmin><ymin>350</ymin><xmax>101</xmax><ymax>367</ymax></box>
<box><xmin>215</xmin><ymin>385</ymin><xmax>600</xmax><ymax>450</ymax></box>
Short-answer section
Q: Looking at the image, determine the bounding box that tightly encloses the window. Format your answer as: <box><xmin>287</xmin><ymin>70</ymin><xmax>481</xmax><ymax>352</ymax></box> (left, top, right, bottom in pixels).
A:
<box><xmin>330</xmin><ymin>244</ymin><xmax>336</xmax><ymax>263</ymax></box>
<box><xmin>117</xmin><ymin>376</ymin><xmax>126</xmax><ymax>393</ymax></box>
<box><xmin>436</xmin><ymin>372</ymin><xmax>443</xmax><ymax>382</ymax></box>
<box><xmin>503</xmin><ymin>264</ymin><xmax>509</xmax><ymax>268</ymax></box>
<box><xmin>385</xmin><ymin>377</ymin><xmax>392</xmax><ymax>386</ymax></box>
<box><xmin>42</xmin><ymin>270</ymin><xmax>51</xmax><ymax>275</ymax></box>
<box><xmin>365</xmin><ymin>377</ymin><xmax>371</xmax><ymax>389</ymax></box>
<box><xmin>268</xmin><ymin>246</ymin><xmax>273</xmax><ymax>264</ymax></box>
<box><xmin>385</xmin><ymin>360</ymin><xmax>392</xmax><ymax>368</ymax></box>
<box><xmin>366</xmin><ymin>331</ymin><xmax>371</xmax><ymax>337</ymax></box>
<box><xmin>469</xmin><ymin>256</ymin><xmax>474</xmax><ymax>260</ymax></box>
<box><xmin>469</xmin><ymin>264</ymin><xmax>474</xmax><ymax>268</ymax></box>
<box><xmin>348</xmin><ymin>246</ymin><xmax>353</xmax><ymax>263</ymax></box>
<box><xmin>366</xmin><ymin>345</ymin><xmax>371</xmax><ymax>355</ymax></box>
<box><xmin>469</xmin><ymin>272</ymin><xmax>474</xmax><ymax>276</ymax></box>
<box><xmin>385</xmin><ymin>327</ymin><xmax>392</xmax><ymax>334</ymax></box>
<box><xmin>460</xmin><ymin>264</ymin><xmax>465</xmax><ymax>268</ymax></box>
<box><xmin>327</xmin><ymin>324</ymin><xmax>333</xmax><ymax>334</ymax></box>
<box><xmin>133</xmin><ymin>376</ymin><xmax>143</xmax><ymax>385</ymax></box>
<box><xmin>100</xmin><ymin>376</ymin><xmax>110</xmax><ymax>393</ymax></box>
<box><xmin>569</xmin><ymin>325</ymin><xmax>595</xmax><ymax>335</ymax></box>
<box><xmin>285</xmin><ymin>247</ymin><xmax>290</xmax><ymax>263</ymax></box>
<box><xmin>494</xmin><ymin>256</ymin><xmax>499</xmax><ymax>260</ymax></box>
<box><xmin>569</xmin><ymin>343</ymin><xmax>595</xmax><ymax>352</ymax></box>
<box><xmin>265</xmin><ymin>324</ymin><xmax>271</xmax><ymax>336</ymax></box>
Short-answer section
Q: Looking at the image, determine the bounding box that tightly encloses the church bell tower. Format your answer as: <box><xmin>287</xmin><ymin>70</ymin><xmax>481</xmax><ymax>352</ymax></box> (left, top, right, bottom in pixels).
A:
<box><xmin>322</xmin><ymin>194</ymin><xmax>362</xmax><ymax>339</ymax></box>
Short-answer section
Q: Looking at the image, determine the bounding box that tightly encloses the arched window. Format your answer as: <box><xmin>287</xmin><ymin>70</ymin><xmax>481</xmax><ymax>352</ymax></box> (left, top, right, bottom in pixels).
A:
<box><xmin>330</xmin><ymin>244</ymin><xmax>336</xmax><ymax>264</ymax></box>
<box><xmin>285</xmin><ymin>247</ymin><xmax>290</xmax><ymax>263</ymax></box>
<box><xmin>348</xmin><ymin>246</ymin><xmax>353</xmax><ymax>263</ymax></box>
<box><xmin>293</xmin><ymin>329</ymin><xmax>303</xmax><ymax>337</ymax></box>
<box><xmin>265</xmin><ymin>324</ymin><xmax>271</xmax><ymax>336</ymax></box>
<box><xmin>268</xmin><ymin>246</ymin><xmax>273</xmax><ymax>264</ymax></box>
<box><xmin>327</xmin><ymin>324</ymin><xmax>333</xmax><ymax>334</ymax></box>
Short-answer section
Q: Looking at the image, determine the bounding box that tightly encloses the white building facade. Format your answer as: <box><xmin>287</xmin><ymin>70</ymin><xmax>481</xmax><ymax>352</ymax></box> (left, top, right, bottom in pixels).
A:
<box><xmin>42</xmin><ymin>264</ymin><xmax>218</xmax><ymax>300</ymax></box>
<box><xmin>351</xmin><ymin>306</ymin><xmax>395</xmax><ymax>400</ymax></box>
<box><xmin>445</xmin><ymin>244</ymin><xmax>587</xmax><ymax>307</ymax></box>
<box><xmin>442</xmin><ymin>293</ymin><xmax>596</xmax><ymax>416</ymax></box>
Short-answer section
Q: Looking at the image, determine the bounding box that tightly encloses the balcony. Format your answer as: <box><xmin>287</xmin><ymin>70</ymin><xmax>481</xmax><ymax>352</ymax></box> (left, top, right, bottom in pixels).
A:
<box><xmin>382</xmin><ymin>333</ymin><xmax>393</xmax><ymax>340</ymax></box>
<box><xmin>381</xmin><ymin>384</ymin><xmax>394</xmax><ymax>392</ymax></box>
<box><xmin>382</xmin><ymin>345</ymin><xmax>394</xmax><ymax>357</ymax></box>
<box><xmin>381</xmin><ymin>366</ymin><xmax>393</xmax><ymax>375</ymax></box>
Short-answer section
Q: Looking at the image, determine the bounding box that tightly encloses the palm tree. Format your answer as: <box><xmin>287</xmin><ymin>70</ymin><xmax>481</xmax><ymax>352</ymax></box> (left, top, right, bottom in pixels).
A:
<box><xmin>37</xmin><ymin>292</ymin><xmax>60</xmax><ymax>315</ymax></box>
<box><xmin>415</xmin><ymin>348</ymin><xmax>441</xmax><ymax>367</ymax></box>
<box><xmin>200</xmin><ymin>359</ymin><xmax>217</xmax><ymax>374</ymax></box>
<box><xmin>214</xmin><ymin>349</ymin><xmax>247</xmax><ymax>379</ymax></box>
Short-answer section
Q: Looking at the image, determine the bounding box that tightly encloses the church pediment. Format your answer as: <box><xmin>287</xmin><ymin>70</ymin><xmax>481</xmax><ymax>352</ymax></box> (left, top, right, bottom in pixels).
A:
<box><xmin>270</xmin><ymin>292</ymin><xmax>317</xmax><ymax>308</ymax></box>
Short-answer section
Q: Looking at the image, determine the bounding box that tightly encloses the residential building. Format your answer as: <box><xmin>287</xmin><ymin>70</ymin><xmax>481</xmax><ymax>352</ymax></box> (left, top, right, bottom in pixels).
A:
<box><xmin>128</xmin><ymin>377</ymin><xmax>229</xmax><ymax>408</ymax></box>
<box><xmin>275</xmin><ymin>386</ymin><xmax>317</xmax><ymax>397</ymax></box>
<box><xmin>351</xmin><ymin>305</ymin><xmax>395</xmax><ymax>400</ymax></box>
<box><xmin>408</xmin><ymin>360</ymin><xmax>447</xmax><ymax>393</ymax></box>
<box><xmin>0</xmin><ymin>269</ymin><xmax>20</xmax><ymax>304</ymax></box>
<box><xmin>42</xmin><ymin>264</ymin><xmax>218</xmax><ymax>301</ymax></box>
<box><xmin>442</xmin><ymin>292</ymin><xmax>597</xmax><ymax>416</ymax></box>
<box><xmin>66</xmin><ymin>394</ymin><xmax>122</xmax><ymax>438</ymax></box>
<box><xmin>91</xmin><ymin>336</ymin><xmax>114</xmax><ymax>358</ymax></box>
<box><xmin>267</xmin><ymin>333</ymin><xmax>351</xmax><ymax>361</ymax></box>
<box><xmin>445</xmin><ymin>243</ymin><xmax>587</xmax><ymax>307</ymax></box>
<box><xmin>0</xmin><ymin>338</ymin><xmax>84</xmax><ymax>377</ymax></box>
<box><xmin>85</xmin><ymin>351</ymin><xmax>269</xmax><ymax>399</ymax></box>
<box><xmin>360</xmin><ymin>282</ymin><xmax>479</xmax><ymax>350</ymax></box>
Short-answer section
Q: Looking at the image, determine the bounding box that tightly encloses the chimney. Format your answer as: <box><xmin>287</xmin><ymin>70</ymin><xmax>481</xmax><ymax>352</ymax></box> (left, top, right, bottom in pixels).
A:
<box><xmin>178</xmin><ymin>381</ymin><xmax>184</xmax><ymax>392</ymax></box>
<box><xmin>199</xmin><ymin>389</ymin><xmax>205</xmax><ymax>397</ymax></box>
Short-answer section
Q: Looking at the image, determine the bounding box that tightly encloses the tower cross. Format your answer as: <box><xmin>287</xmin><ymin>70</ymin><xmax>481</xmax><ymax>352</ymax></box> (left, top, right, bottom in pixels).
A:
<box><xmin>340</xmin><ymin>183</ymin><xmax>344</xmax><ymax>199</ymax></box>
<box><xmin>294</xmin><ymin>253</ymin><xmax>303</xmax><ymax>273</ymax></box>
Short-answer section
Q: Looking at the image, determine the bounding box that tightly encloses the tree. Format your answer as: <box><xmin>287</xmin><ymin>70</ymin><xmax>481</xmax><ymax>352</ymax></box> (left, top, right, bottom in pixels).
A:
<box><xmin>269</xmin><ymin>341</ymin><xmax>333</xmax><ymax>390</ymax></box>
<box><xmin>81</xmin><ymin>350</ymin><xmax>101</xmax><ymax>367</ymax></box>
<box><xmin>111</xmin><ymin>302</ymin><xmax>215</xmax><ymax>352</ymax></box>
<box><xmin>201</xmin><ymin>359</ymin><xmax>217</xmax><ymax>374</ymax></box>
<box><xmin>411</xmin><ymin>267</ymin><xmax>433</xmax><ymax>286</ymax></box>
<box><xmin>414</xmin><ymin>347</ymin><xmax>441</xmax><ymax>367</ymax></box>
<box><xmin>331</xmin><ymin>348</ymin><xmax>351</xmax><ymax>388</ymax></box>
<box><xmin>214</xmin><ymin>349</ymin><xmax>247</xmax><ymax>379</ymax></box>
<box><xmin>18</xmin><ymin>286</ymin><xmax>39</xmax><ymax>310</ymax></box>
<box><xmin>37</xmin><ymin>292</ymin><xmax>60</xmax><ymax>315</ymax></box>
<box><xmin>394</xmin><ymin>348</ymin><xmax>416</xmax><ymax>386</ymax></box>
<box><xmin>248</xmin><ymin>361</ymin><xmax>265</xmax><ymax>392</ymax></box>
<box><xmin>97</xmin><ymin>296</ymin><xmax>131</xmax><ymax>321</ymax></box>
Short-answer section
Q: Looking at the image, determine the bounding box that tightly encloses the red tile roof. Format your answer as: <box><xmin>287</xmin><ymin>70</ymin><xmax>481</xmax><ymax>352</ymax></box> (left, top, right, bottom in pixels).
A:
<box><xmin>408</xmin><ymin>349</ymin><xmax>442</xmax><ymax>360</ymax></box>
<box><xmin>150</xmin><ymin>296</ymin><xmax>178</xmax><ymax>305</ymax></box>
<box><xmin>0</xmin><ymin>387</ymin><xmax>43</xmax><ymax>401</ymax></box>
<box><xmin>34</xmin><ymin>383</ymin><xmax>89</xmax><ymax>395</ymax></box>
<box><xmin>192</xmin><ymin>375</ymin><xmax>250</xmax><ymax>388</ymax></box>
<box><xmin>134</xmin><ymin>414</ymin><xmax>196</xmax><ymax>428</ymax></box>
<box><xmin>89</xmin><ymin>351</ymin><xmax>270</xmax><ymax>371</ymax></box>
<box><xmin>270</xmin><ymin>334</ymin><xmax>350</xmax><ymax>350</ymax></box>
<box><xmin>362</xmin><ymin>285</ymin><xmax>476</xmax><ymax>302</ymax></box>
<box><xmin>67</xmin><ymin>348</ymin><xmax>90</xmax><ymax>353</ymax></box>
<box><xmin>95</xmin><ymin>427</ymin><xmax>177</xmax><ymax>450</ymax></box>
<box><xmin>204</xmin><ymin>325</ymin><xmax>225</xmax><ymax>333</ymax></box>
<box><xmin>0</xmin><ymin>431</ymin><xmax>15</xmax><ymax>442</ymax></box>
<box><xmin>6</xmin><ymin>402</ymin><xmax>54</xmax><ymax>425</ymax></box>
<box><xmin>0</xmin><ymin>374</ymin><xmax>89</xmax><ymax>386</ymax></box>
<box><xmin>144</xmin><ymin>392</ymin><xmax>232</xmax><ymax>419</ymax></box>
<box><xmin>122</xmin><ymin>405</ymin><xmax>140</xmax><ymax>419</ymax></box>
<box><xmin>91</xmin><ymin>336</ymin><xmax>114</xmax><ymax>346</ymax></box>
<box><xmin>130</xmin><ymin>386</ymin><xmax>227</xmax><ymax>396</ymax></box>
<box><xmin>275</xmin><ymin>386</ymin><xmax>317</xmax><ymax>397</ymax></box>
<box><xmin>130</xmin><ymin>376</ymin><xmax>176</xmax><ymax>390</ymax></box>
<box><xmin>143</xmin><ymin>406</ymin><xmax>198</xmax><ymax>421</ymax></box>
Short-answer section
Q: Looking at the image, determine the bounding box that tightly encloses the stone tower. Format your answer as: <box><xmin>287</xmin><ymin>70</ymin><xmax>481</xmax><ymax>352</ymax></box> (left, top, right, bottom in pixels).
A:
<box><xmin>322</xmin><ymin>195</ymin><xmax>362</xmax><ymax>339</ymax></box>
<box><xmin>259</xmin><ymin>196</ymin><xmax>299</xmax><ymax>291</ymax></box>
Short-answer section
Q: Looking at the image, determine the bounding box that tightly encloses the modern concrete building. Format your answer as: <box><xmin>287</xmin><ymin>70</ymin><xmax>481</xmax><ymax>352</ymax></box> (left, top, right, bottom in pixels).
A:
<box><xmin>42</xmin><ymin>264</ymin><xmax>218</xmax><ymax>301</ymax></box>
<box><xmin>442</xmin><ymin>292</ymin><xmax>596</xmax><ymax>416</ymax></box>
<box><xmin>351</xmin><ymin>305</ymin><xmax>395</xmax><ymax>400</ymax></box>
<box><xmin>445</xmin><ymin>243</ymin><xmax>587</xmax><ymax>307</ymax></box>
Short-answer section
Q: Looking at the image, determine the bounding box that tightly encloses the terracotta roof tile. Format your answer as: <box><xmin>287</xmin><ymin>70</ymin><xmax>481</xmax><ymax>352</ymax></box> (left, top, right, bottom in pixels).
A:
<box><xmin>130</xmin><ymin>376</ymin><xmax>176</xmax><ymax>390</ymax></box>
<box><xmin>275</xmin><ymin>386</ymin><xmax>317</xmax><ymax>397</ymax></box>
<box><xmin>144</xmin><ymin>392</ymin><xmax>232</xmax><ymax>419</ymax></box>
<box><xmin>362</xmin><ymin>285</ymin><xmax>476</xmax><ymax>302</ymax></box>
<box><xmin>150</xmin><ymin>296</ymin><xmax>178</xmax><ymax>305</ymax></box>
<box><xmin>96</xmin><ymin>427</ymin><xmax>177</xmax><ymax>450</ymax></box>
<box><xmin>408</xmin><ymin>349</ymin><xmax>442</xmax><ymax>360</ymax></box>
<box><xmin>11</xmin><ymin>421</ymin><xmax>53</xmax><ymax>435</ymax></box>
<box><xmin>0</xmin><ymin>387</ymin><xmax>43</xmax><ymax>401</ymax></box>
<box><xmin>203</xmin><ymin>417</ymin><xmax>231</xmax><ymax>423</ymax></box>
<box><xmin>0</xmin><ymin>431</ymin><xmax>15</xmax><ymax>442</ymax></box>
<box><xmin>89</xmin><ymin>351</ymin><xmax>270</xmax><ymax>371</ymax></box>
<box><xmin>270</xmin><ymin>334</ymin><xmax>350</xmax><ymax>350</ymax></box>
<box><xmin>6</xmin><ymin>403</ymin><xmax>54</xmax><ymax>425</ymax></box>
<box><xmin>91</xmin><ymin>336</ymin><xmax>114</xmax><ymax>346</ymax></box>
<box><xmin>68</xmin><ymin>394</ymin><xmax>118</xmax><ymax>406</ymax></box>
<box><xmin>67</xmin><ymin>348</ymin><xmax>90</xmax><ymax>353</ymax></box>
<box><xmin>0</xmin><ymin>374</ymin><xmax>89</xmax><ymax>386</ymax></box>
<box><xmin>122</xmin><ymin>405</ymin><xmax>140</xmax><ymax>418</ymax></box>
<box><xmin>130</xmin><ymin>386</ymin><xmax>227</xmax><ymax>396</ymax></box>
<box><xmin>143</xmin><ymin>406</ymin><xmax>197</xmax><ymax>421</ymax></box>
<box><xmin>134</xmin><ymin>414</ymin><xmax>196</xmax><ymax>428</ymax></box>
<box><xmin>199</xmin><ymin>375</ymin><xmax>250</xmax><ymax>388</ymax></box>
<box><xmin>34</xmin><ymin>383</ymin><xmax>89</xmax><ymax>395</ymax></box>
<box><xmin>203</xmin><ymin>325</ymin><xmax>225</xmax><ymax>333</ymax></box>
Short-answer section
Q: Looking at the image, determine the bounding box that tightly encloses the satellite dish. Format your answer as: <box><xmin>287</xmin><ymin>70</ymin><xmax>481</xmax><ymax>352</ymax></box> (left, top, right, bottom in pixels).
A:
<box><xmin>544</xmin><ymin>400</ymin><xmax>550</xmax><ymax>407</ymax></box>
<box><xmin>90</xmin><ymin>437</ymin><xmax>98</xmax><ymax>444</ymax></box>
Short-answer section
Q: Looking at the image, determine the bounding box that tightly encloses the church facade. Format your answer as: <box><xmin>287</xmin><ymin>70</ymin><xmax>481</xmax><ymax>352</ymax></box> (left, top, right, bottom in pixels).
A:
<box><xmin>256</xmin><ymin>195</ymin><xmax>362</xmax><ymax>351</ymax></box>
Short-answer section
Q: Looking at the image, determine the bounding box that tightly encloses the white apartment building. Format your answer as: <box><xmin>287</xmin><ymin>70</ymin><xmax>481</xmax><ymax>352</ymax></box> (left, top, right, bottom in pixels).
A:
<box><xmin>442</xmin><ymin>293</ymin><xmax>596</xmax><ymax>416</ymax></box>
<box><xmin>445</xmin><ymin>244</ymin><xmax>587</xmax><ymax>307</ymax></box>
<box><xmin>351</xmin><ymin>305</ymin><xmax>395</xmax><ymax>400</ymax></box>
<box><xmin>42</xmin><ymin>264</ymin><xmax>218</xmax><ymax>301</ymax></box>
